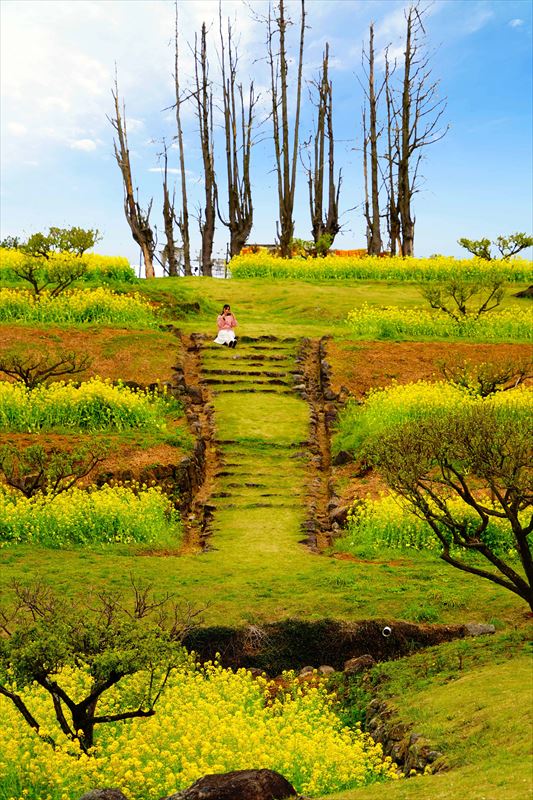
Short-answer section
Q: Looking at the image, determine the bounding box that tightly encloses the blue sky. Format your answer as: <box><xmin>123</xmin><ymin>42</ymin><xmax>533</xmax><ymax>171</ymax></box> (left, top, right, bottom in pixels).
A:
<box><xmin>1</xmin><ymin>0</ymin><xmax>532</xmax><ymax>268</ymax></box>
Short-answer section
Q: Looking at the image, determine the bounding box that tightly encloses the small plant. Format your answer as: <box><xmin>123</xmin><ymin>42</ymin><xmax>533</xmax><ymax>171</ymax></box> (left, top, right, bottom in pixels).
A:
<box><xmin>438</xmin><ymin>357</ymin><xmax>532</xmax><ymax>397</ymax></box>
<box><xmin>0</xmin><ymin>350</ymin><xmax>91</xmax><ymax>389</ymax></box>
<box><xmin>0</xmin><ymin>443</ymin><xmax>106</xmax><ymax>498</ymax></box>
<box><xmin>421</xmin><ymin>277</ymin><xmax>505</xmax><ymax>322</ymax></box>
<box><xmin>458</xmin><ymin>232</ymin><xmax>533</xmax><ymax>260</ymax></box>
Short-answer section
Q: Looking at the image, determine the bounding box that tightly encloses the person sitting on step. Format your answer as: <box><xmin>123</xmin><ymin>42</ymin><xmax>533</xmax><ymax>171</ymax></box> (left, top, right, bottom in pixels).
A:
<box><xmin>214</xmin><ymin>304</ymin><xmax>238</xmax><ymax>348</ymax></box>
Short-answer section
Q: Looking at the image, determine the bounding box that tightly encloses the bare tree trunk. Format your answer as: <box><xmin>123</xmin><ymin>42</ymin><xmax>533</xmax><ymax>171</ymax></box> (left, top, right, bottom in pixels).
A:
<box><xmin>306</xmin><ymin>43</ymin><xmax>341</xmax><ymax>248</ymax></box>
<box><xmin>109</xmin><ymin>79</ymin><xmax>156</xmax><ymax>279</ymax></box>
<box><xmin>362</xmin><ymin>23</ymin><xmax>382</xmax><ymax>256</ymax></box>
<box><xmin>396</xmin><ymin>5</ymin><xmax>448</xmax><ymax>257</ymax></box>
<box><xmin>398</xmin><ymin>10</ymin><xmax>414</xmax><ymax>257</ymax></box>
<box><xmin>268</xmin><ymin>0</ymin><xmax>306</xmax><ymax>258</ymax></box>
<box><xmin>161</xmin><ymin>143</ymin><xmax>178</xmax><ymax>276</ymax></box>
<box><xmin>218</xmin><ymin>10</ymin><xmax>256</xmax><ymax>258</ymax></box>
<box><xmin>174</xmin><ymin>2</ymin><xmax>191</xmax><ymax>276</ymax></box>
<box><xmin>384</xmin><ymin>50</ymin><xmax>400</xmax><ymax>256</ymax></box>
<box><xmin>194</xmin><ymin>23</ymin><xmax>216</xmax><ymax>277</ymax></box>
<box><xmin>362</xmin><ymin>109</ymin><xmax>372</xmax><ymax>253</ymax></box>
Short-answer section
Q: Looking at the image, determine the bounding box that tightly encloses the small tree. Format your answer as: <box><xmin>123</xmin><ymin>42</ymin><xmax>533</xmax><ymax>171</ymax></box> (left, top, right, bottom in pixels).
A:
<box><xmin>0</xmin><ymin>443</ymin><xmax>106</xmax><ymax>499</ymax></box>
<box><xmin>438</xmin><ymin>358</ymin><xmax>532</xmax><ymax>397</ymax></box>
<box><xmin>421</xmin><ymin>277</ymin><xmax>505</xmax><ymax>322</ymax></box>
<box><xmin>0</xmin><ymin>582</ymin><xmax>202</xmax><ymax>754</ymax></box>
<box><xmin>0</xmin><ymin>350</ymin><xmax>91</xmax><ymax>389</ymax></box>
<box><xmin>459</xmin><ymin>233</ymin><xmax>533</xmax><ymax>261</ymax></box>
<box><xmin>48</xmin><ymin>226</ymin><xmax>101</xmax><ymax>257</ymax></box>
<box><xmin>368</xmin><ymin>404</ymin><xmax>533</xmax><ymax>611</ymax></box>
<box><xmin>11</xmin><ymin>257</ymin><xmax>88</xmax><ymax>298</ymax></box>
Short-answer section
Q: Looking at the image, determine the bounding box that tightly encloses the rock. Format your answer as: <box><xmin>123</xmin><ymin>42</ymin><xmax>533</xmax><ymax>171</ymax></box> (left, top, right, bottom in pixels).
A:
<box><xmin>330</xmin><ymin>505</ymin><xmax>350</xmax><ymax>526</ymax></box>
<box><xmin>299</xmin><ymin>666</ymin><xmax>315</xmax><ymax>676</ymax></box>
<box><xmin>465</xmin><ymin>623</ymin><xmax>496</xmax><ymax>636</ymax></box>
<box><xmin>514</xmin><ymin>285</ymin><xmax>533</xmax><ymax>298</ymax></box>
<box><xmin>161</xmin><ymin>769</ymin><xmax>298</xmax><ymax>800</ymax></box>
<box><xmin>332</xmin><ymin>450</ymin><xmax>352</xmax><ymax>466</ymax></box>
<box><xmin>79</xmin><ymin>791</ymin><xmax>128</xmax><ymax>800</ymax></box>
<box><xmin>318</xmin><ymin>665</ymin><xmax>335</xmax><ymax>675</ymax></box>
<box><xmin>344</xmin><ymin>654</ymin><xmax>377</xmax><ymax>675</ymax></box>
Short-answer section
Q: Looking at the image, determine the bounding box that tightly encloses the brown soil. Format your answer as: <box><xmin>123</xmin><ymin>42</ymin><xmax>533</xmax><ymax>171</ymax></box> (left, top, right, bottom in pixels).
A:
<box><xmin>0</xmin><ymin>326</ymin><xmax>178</xmax><ymax>385</ymax></box>
<box><xmin>327</xmin><ymin>340</ymin><xmax>533</xmax><ymax>399</ymax></box>
<box><xmin>0</xmin><ymin>430</ymin><xmax>185</xmax><ymax>486</ymax></box>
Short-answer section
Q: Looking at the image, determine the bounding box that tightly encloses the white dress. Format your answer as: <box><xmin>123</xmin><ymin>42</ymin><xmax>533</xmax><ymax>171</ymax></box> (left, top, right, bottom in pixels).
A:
<box><xmin>214</xmin><ymin>328</ymin><xmax>236</xmax><ymax>345</ymax></box>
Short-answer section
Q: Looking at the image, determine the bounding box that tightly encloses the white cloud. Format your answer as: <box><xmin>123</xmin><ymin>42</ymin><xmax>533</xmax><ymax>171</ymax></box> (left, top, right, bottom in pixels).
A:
<box><xmin>70</xmin><ymin>138</ymin><xmax>98</xmax><ymax>152</ymax></box>
<box><xmin>148</xmin><ymin>166</ymin><xmax>182</xmax><ymax>175</ymax></box>
<box><xmin>509</xmin><ymin>18</ymin><xmax>524</xmax><ymax>28</ymax></box>
<box><xmin>7</xmin><ymin>122</ymin><xmax>27</xmax><ymax>136</ymax></box>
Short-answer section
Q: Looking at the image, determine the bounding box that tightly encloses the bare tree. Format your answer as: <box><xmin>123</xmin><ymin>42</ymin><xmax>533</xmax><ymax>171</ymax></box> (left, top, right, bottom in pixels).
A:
<box><xmin>174</xmin><ymin>2</ymin><xmax>192</xmax><ymax>276</ymax></box>
<box><xmin>160</xmin><ymin>141</ymin><xmax>179</xmax><ymax>276</ymax></box>
<box><xmin>383</xmin><ymin>49</ymin><xmax>401</xmax><ymax>255</ymax></box>
<box><xmin>218</xmin><ymin>9</ymin><xmax>257</xmax><ymax>258</ymax></box>
<box><xmin>396</xmin><ymin>5</ymin><xmax>448</xmax><ymax>256</ymax></box>
<box><xmin>361</xmin><ymin>23</ymin><xmax>382</xmax><ymax>255</ymax></box>
<box><xmin>109</xmin><ymin>79</ymin><xmax>156</xmax><ymax>279</ymax></box>
<box><xmin>267</xmin><ymin>0</ymin><xmax>306</xmax><ymax>257</ymax></box>
<box><xmin>194</xmin><ymin>23</ymin><xmax>217</xmax><ymax>277</ymax></box>
<box><xmin>305</xmin><ymin>42</ymin><xmax>341</xmax><ymax>250</ymax></box>
<box><xmin>0</xmin><ymin>350</ymin><xmax>91</xmax><ymax>389</ymax></box>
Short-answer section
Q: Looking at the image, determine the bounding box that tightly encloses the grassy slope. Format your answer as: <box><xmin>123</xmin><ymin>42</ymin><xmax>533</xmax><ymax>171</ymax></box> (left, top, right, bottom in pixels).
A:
<box><xmin>323</xmin><ymin>634</ymin><xmax>532</xmax><ymax>800</ymax></box>
<box><xmin>0</xmin><ymin>275</ymin><xmax>531</xmax><ymax>799</ymax></box>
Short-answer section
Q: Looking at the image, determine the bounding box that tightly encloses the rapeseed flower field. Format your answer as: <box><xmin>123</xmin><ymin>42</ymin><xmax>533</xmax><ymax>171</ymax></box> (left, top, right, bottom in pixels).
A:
<box><xmin>230</xmin><ymin>252</ymin><xmax>533</xmax><ymax>282</ymax></box>
<box><xmin>0</xmin><ymin>484</ymin><xmax>180</xmax><ymax>547</ymax></box>
<box><xmin>0</xmin><ymin>663</ymin><xmax>398</xmax><ymax>799</ymax></box>
<box><xmin>0</xmin><ymin>248</ymin><xmax>136</xmax><ymax>283</ymax></box>
<box><xmin>0</xmin><ymin>287</ymin><xmax>157</xmax><ymax>327</ymax></box>
<box><xmin>0</xmin><ymin>378</ymin><xmax>176</xmax><ymax>432</ymax></box>
<box><xmin>346</xmin><ymin>303</ymin><xmax>532</xmax><ymax>341</ymax></box>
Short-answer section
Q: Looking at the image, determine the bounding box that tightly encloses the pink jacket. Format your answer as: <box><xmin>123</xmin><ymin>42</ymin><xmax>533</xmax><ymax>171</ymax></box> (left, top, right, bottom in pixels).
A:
<box><xmin>217</xmin><ymin>313</ymin><xmax>237</xmax><ymax>330</ymax></box>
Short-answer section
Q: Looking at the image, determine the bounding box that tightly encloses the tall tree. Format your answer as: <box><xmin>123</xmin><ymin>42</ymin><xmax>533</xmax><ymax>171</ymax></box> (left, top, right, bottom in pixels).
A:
<box><xmin>218</xmin><ymin>8</ymin><xmax>257</xmax><ymax>258</ymax></box>
<box><xmin>194</xmin><ymin>23</ymin><xmax>217</xmax><ymax>277</ymax></box>
<box><xmin>396</xmin><ymin>5</ymin><xmax>448</xmax><ymax>256</ymax></box>
<box><xmin>160</xmin><ymin>141</ymin><xmax>179</xmax><ymax>276</ymax></box>
<box><xmin>109</xmin><ymin>79</ymin><xmax>156</xmax><ymax>279</ymax></box>
<box><xmin>267</xmin><ymin>0</ymin><xmax>306</xmax><ymax>257</ymax></box>
<box><xmin>383</xmin><ymin>49</ymin><xmax>401</xmax><ymax>255</ymax></box>
<box><xmin>361</xmin><ymin>23</ymin><xmax>383</xmax><ymax>256</ymax></box>
<box><xmin>173</xmin><ymin>2</ymin><xmax>192</xmax><ymax>276</ymax></box>
<box><xmin>306</xmin><ymin>43</ymin><xmax>341</xmax><ymax>249</ymax></box>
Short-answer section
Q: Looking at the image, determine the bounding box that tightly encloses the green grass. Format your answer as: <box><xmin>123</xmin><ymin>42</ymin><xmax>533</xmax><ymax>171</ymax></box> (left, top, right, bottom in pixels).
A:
<box><xmin>140</xmin><ymin>276</ymin><xmax>532</xmax><ymax>339</ymax></box>
<box><xmin>321</xmin><ymin>633</ymin><xmax>533</xmax><ymax>799</ymax></box>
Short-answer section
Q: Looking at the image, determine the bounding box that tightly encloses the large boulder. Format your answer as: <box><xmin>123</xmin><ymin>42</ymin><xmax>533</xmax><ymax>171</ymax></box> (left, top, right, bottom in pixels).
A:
<box><xmin>161</xmin><ymin>769</ymin><xmax>298</xmax><ymax>800</ymax></box>
<box><xmin>79</xmin><ymin>791</ymin><xmax>128</xmax><ymax>800</ymax></box>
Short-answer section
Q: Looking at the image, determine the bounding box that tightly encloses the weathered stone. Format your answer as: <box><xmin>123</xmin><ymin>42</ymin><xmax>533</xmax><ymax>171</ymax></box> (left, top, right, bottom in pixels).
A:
<box><xmin>465</xmin><ymin>623</ymin><xmax>496</xmax><ymax>636</ymax></box>
<box><xmin>299</xmin><ymin>666</ymin><xmax>315</xmax><ymax>676</ymax></box>
<box><xmin>332</xmin><ymin>450</ymin><xmax>352</xmax><ymax>466</ymax></box>
<box><xmin>318</xmin><ymin>665</ymin><xmax>335</xmax><ymax>675</ymax></box>
<box><xmin>161</xmin><ymin>769</ymin><xmax>297</xmax><ymax>800</ymax></box>
<box><xmin>79</xmin><ymin>791</ymin><xmax>128</xmax><ymax>800</ymax></box>
<box><xmin>344</xmin><ymin>654</ymin><xmax>377</xmax><ymax>674</ymax></box>
<box><xmin>330</xmin><ymin>505</ymin><xmax>350</xmax><ymax>526</ymax></box>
